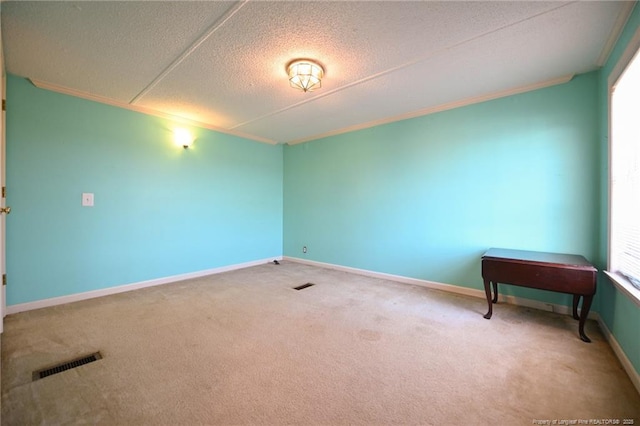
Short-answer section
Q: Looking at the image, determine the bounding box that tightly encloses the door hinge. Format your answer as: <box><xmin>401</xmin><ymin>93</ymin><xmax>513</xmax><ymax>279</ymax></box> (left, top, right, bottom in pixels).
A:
<box><xmin>2</xmin><ymin>99</ymin><xmax>5</xmax><ymax>111</ymax></box>
<box><xmin>1</xmin><ymin>186</ymin><xmax>5</xmax><ymax>198</ymax></box>
<box><xmin>2</xmin><ymin>274</ymin><xmax>6</xmax><ymax>286</ymax></box>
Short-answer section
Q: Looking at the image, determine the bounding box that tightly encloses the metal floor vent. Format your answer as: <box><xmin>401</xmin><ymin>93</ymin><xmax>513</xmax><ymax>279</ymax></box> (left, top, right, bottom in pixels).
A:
<box><xmin>293</xmin><ymin>283</ymin><xmax>315</xmax><ymax>291</ymax></box>
<box><xmin>33</xmin><ymin>352</ymin><xmax>102</xmax><ymax>381</ymax></box>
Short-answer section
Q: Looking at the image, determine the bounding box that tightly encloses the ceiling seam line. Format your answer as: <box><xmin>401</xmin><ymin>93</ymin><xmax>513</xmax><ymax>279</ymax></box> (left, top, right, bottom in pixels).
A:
<box><xmin>128</xmin><ymin>0</ymin><xmax>249</xmax><ymax>105</ymax></box>
<box><xmin>229</xmin><ymin>1</ymin><xmax>576</xmax><ymax>131</ymax></box>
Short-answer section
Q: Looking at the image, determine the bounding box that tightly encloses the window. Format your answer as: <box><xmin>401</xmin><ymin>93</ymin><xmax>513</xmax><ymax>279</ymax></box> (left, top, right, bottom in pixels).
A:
<box><xmin>608</xmin><ymin>38</ymin><xmax>640</xmax><ymax>304</ymax></box>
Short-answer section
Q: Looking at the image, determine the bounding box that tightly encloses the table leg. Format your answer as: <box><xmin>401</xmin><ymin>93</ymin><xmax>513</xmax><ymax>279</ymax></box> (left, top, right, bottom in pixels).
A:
<box><xmin>578</xmin><ymin>295</ymin><xmax>593</xmax><ymax>343</ymax></box>
<box><xmin>492</xmin><ymin>282</ymin><xmax>498</xmax><ymax>303</ymax></box>
<box><xmin>572</xmin><ymin>294</ymin><xmax>581</xmax><ymax>320</ymax></box>
<box><xmin>483</xmin><ymin>278</ymin><xmax>493</xmax><ymax>319</ymax></box>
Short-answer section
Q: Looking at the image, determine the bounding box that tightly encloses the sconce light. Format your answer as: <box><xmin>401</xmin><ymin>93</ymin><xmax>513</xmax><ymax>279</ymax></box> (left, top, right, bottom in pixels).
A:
<box><xmin>174</xmin><ymin>128</ymin><xmax>194</xmax><ymax>149</ymax></box>
<box><xmin>288</xmin><ymin>59</ymin><xmax>324</xmax><ymax>92</ymax></box>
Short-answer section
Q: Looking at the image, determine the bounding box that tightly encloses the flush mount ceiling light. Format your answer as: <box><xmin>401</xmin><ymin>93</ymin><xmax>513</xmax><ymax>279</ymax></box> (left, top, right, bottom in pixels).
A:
<box><xmin>287</xmin><ymin>59</ymin><xmax>324</xmax><ymax>92</ymax></box>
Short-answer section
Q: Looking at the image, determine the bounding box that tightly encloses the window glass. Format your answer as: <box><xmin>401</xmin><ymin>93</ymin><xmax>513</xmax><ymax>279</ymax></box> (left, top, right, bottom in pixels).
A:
<box><xmin>611</xmin><ymin>48</ymin><xmax>640</xmax><ymax>289</ymax></box>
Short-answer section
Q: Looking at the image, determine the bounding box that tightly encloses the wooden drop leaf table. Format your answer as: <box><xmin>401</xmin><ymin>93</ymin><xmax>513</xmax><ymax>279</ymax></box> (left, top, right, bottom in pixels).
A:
<box><xmin>481</xmin><ymin>248</ymin><xmax>597</xmax><ymax>342</ymax></box>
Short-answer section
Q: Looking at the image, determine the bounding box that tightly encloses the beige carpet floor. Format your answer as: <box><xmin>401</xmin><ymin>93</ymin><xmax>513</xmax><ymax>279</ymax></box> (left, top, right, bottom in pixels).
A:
<box><xmin>2</xmin><ymin>261</ymin><xmax>639</xmax><ymax>425</ymax></box>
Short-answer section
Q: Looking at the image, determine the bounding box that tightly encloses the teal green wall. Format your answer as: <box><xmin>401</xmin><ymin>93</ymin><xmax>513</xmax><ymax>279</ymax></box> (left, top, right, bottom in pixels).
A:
<box><xmin>6</xmin><ymin>6</ymin><xmax>638</xmax><ymax>377</ymax></box>
<box><xmin>6</xmin><ymin>75</ymin><xmax>283</xmax><ymax>305</ymax></box>
<box><xmin>284</xmin><ymin>72</ymin><xmax>599</xmax><ymax>308</ymax></box>
<box><xmin>597</xmin><ymin>3</ymin><xmax>640</xmax><ymax>376</ymax></box>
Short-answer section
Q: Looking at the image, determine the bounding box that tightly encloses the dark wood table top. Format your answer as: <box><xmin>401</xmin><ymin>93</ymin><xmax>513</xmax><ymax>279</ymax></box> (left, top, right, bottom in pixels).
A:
<box><xmin>482</xmin><ymin>248</ymin><xmax>596</xmax><ymax>269</ymax></box>
<box><xmin>481</xmin><ymin>247</ymin><xmax>597</xmax><ymax>342</ymax></box>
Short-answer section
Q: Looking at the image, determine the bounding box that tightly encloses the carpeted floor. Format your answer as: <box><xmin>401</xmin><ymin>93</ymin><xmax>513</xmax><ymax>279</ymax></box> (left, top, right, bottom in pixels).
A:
<box><xmin>2</xmin><ymin>261</ymin><xmax>639</xmax><ymax>425</ymax></box>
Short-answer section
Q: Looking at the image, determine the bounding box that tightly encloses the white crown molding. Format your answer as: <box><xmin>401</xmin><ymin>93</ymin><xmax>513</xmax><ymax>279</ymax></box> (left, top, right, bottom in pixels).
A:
<box><xmin>5</xmin><ymin>256</ymin><xmax>282</xmax><ymax>315</ymax></box>
<box><xmin>27</xmin><ymin>78</ymin><xmax>279</xmax><ymax>145</ymax></box>
<box><xmin>608</xmin><ymin>23</ymin><xmax>640</xmax><ymax>88</ymax></box>
<box><xmin>286</xmin><ymin>74</ymin><xmax>575</xmax><ymax>145</ymax></box>
<box><xmin>596</xmin><ymin>1</ymin><xmax>637</xmax><ymax>67</ymax></box>
<box><xmin>29</xmin><ymin>73</ymin><xmax>574</xmax><ymax>147</ymax></box>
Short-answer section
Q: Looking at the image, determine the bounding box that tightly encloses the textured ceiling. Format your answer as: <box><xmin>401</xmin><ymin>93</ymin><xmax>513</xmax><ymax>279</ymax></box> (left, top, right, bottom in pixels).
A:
<box><xmin>1</xmin><ymin>1</ymin><xmax>635</xmax><ymax>144</ymax></box>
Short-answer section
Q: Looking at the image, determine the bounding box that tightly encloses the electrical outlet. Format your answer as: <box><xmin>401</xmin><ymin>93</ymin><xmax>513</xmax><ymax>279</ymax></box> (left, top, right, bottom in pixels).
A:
<box><xmin>82</xmin><ymin>193</ymin><xmax>94</xmax><ymax>207</ymax></box>
<box><xmin>303</xmin><ymin>246</ymin><xmax>307</xmax><ymax>253</ymax></box>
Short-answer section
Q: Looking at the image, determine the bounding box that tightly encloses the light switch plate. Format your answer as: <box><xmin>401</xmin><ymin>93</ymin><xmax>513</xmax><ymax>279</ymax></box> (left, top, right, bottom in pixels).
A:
<box><xmin>82</xmin><ymin>193</ymin><xmax>94</xmax><ymax>207</ymax></box>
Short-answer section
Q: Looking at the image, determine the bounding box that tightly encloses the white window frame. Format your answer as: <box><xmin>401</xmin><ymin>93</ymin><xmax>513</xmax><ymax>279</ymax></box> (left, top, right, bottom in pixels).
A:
<box><xmin>606</xmin><ymin>25</ymin><xmax>640</xmax><ymax>307</ymax></box>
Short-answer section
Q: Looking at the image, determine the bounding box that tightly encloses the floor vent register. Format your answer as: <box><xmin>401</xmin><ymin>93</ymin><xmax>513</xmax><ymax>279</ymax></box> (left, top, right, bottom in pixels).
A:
<box><xmin>293</xmin><ymin>283</ymin><xmax>315</xmax><ymax>291</ymax></box>
<box><xmin>33</xmin><ymin>352</ymin><xmax>103</xmax><ymax>381</ymax></box>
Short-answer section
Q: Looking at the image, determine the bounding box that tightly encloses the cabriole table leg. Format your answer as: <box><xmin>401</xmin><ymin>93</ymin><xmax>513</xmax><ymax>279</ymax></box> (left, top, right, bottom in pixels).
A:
<box><xmin>578</xmin><ymin>294</ymin><xmax>593</xmax><ymax>343</ymax></box>
<box><xmin>572</xmin><ymin>294</ymin><xmax>581</xmax><ymax>320</ymax></box>
<box><xmin>483</xmin><ymin>279</ymin><xmax>493</xmax><ymax>319</ymax></box>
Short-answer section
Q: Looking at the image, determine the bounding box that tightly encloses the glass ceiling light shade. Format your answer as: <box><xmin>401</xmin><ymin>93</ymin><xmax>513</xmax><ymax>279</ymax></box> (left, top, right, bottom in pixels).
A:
<box><xmin>174</xmin><ymin>128</ymin><xmax>194</xmax><ymax>149</ymax></box>
<box><xmin>288</xmin><ymin>60</ymin><xmax>324</xmax><ymax>92</ymax></box>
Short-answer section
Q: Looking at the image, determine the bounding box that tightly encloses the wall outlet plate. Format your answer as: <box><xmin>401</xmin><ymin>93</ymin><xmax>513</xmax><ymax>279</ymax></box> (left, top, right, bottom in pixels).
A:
<box><xmin>82</xmin><ymin>193</ymin><xmax>94</xmax><ymax>207</ymax></box>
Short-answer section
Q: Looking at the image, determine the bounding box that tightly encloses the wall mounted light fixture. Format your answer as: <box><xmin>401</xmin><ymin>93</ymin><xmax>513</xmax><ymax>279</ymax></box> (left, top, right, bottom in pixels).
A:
<box><xmin>174</xmin><ymin>128</ymin><xmax>194</xmax><ymax>149</ymax></box>
<box><xmin>288</xmin><ymin>59</ymin><xmax>324</xmax><ymax>92</ymax></box>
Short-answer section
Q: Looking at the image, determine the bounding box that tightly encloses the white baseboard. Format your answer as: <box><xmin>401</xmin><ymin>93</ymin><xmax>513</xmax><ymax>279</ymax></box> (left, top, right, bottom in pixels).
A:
<box><xmin>284</xmin><ymin>256</ymin><xmax>597</xmax><ymax>319</ymax></box>
<box><xmin>597</xmin><ymin>316</ymin><xmax>640</xmax><ymax>395</ymax></box>
<box><xmin>8</xmin><ymin>254</ymin><xmax>637</xmax><ymax>395</ymax></box>
<box><xmin>285</xmin><ymin>256</ymin><xmax>485</xmax><ymax>296</ymax></box>
<box><xmin>6</xmin><ymin>256</ymin><xmax>283</xmax><ymax>315</ymax></box>
<box><xmin>285</xmin><ymin>256</ymin><xmax>640</xmax><ymax>391</ymax></box>
<box><xmin>283</xmin><ymin>256</ymin><xmax>640</xmax><ymax>393</ymax></box>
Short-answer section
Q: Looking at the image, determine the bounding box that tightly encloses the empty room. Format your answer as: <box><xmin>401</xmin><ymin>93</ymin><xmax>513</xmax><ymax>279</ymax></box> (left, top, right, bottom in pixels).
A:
<box><xmin>1</xmin><ymin>1</ymin><xmax>639</xmax><ymax>424</ymax></box>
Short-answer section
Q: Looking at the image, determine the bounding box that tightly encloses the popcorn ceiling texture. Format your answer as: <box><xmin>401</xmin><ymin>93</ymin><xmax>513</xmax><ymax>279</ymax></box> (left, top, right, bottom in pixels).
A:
<box><xmin>1</xmin><ymin>1</ymin><xmax>630</xmax><ymax>143</ymax></box>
